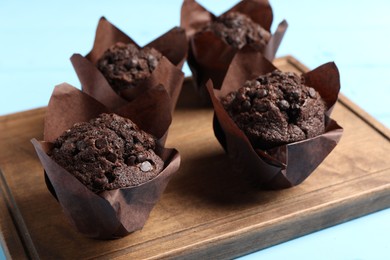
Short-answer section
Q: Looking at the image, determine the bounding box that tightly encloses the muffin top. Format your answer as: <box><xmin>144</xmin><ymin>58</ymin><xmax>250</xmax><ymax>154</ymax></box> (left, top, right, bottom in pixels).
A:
<box><xmin>221</xmin><ymin>70</ymin><xmax>327</xmax><ymax>149</ymax></box>
<box><xmin>97</xmin><ymin>43</ymin><xmax>162</xmax><ymax>93</ymax></box>
<box><xmin>202</xmin><ymin>12</ymin><xmax>270</xmax><ymax>50</ymax></box>
<box><xmin>50</xmin><ymin>113</ymin><xmax>164</xmax><ymax>192</ymax></box>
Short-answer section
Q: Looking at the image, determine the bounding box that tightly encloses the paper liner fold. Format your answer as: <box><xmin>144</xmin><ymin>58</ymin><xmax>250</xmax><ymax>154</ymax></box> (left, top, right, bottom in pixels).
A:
<box><xmin>181</xmin><ymin>0</ymin><xmax>273</xmax><ymax>39</ymax></box>
<box><xmin>32</xmin><ymin>139</ymin><xmax>180</xmax><ymax>239</ymax></box>
<box><xmin>71</xmin><ymin>54</ymin><xmax>184</xmax><ymax>114</ymax></box>
<box><xmin>33</xmin><ymin>83</ymin><xmax>180</xmax><ymax>239</ymax></box>
<box><xmin>72</xmin><ymin>16</ymin><xmax>186</xmax><ymax>112</ymax></box>
<box><xmin>181</xmin><ymin>0</ymin><xmax>288</xmax><ymax>97</ymax></box>
<box><xmin>44</xmin><ymin>83</ymin><xmax>172</xmax><ymax>142</ymax></box>
<box><xmin>207</xmin><ymin>48</ymin><xmax>343</xmax><ymax>189</ymax></box>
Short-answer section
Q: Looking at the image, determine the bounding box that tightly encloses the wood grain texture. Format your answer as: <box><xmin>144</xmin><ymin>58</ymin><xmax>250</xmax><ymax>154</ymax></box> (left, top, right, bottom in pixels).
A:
<box><xmin>0</xmin><ymin>57</ymin><xmax>389</xmax><ymax>260</ymax></box>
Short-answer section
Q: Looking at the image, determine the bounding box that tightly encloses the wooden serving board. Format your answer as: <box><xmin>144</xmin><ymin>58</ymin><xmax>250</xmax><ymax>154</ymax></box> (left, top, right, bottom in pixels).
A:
<box><xmin>1</xmin><ymin>56</ymin><xmax>389</xmax><ymax>259</ymax></box>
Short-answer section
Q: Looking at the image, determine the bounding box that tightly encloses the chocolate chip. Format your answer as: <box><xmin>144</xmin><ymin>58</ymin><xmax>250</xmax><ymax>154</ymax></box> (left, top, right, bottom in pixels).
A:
<box><xmin>147</xmin><ymin>55</ymin><xmax>158</xmax><ymax>70</ymax></box>
<box><xmin>241</xmin><ymin>100</ymin><xmax>251</xmax><ymax>111</ymax></box>
<box><xmin>291</xmin><ymin>103</ymin><xmax>300</xmax><ymax>110</ymax></box>
<box><xmin>236</xmin><ymin>92</ymin><xmax>246</xmax><ymax>102</ymax></box>
<box><xmin>230</xmin><ymin>19</ymin><xmax>240</xmax><ymax>27</ymax></box>
<box><xmin>257</xmin><ymin>77</ymin><xmax>268</xmax><ymax>84</ymax></box>
<box><xmin>76</xmin><ymin>140</ymin><xmax>87</xmax><ymax>150</ymax></box>
<box><xmin>278</xmin><ymin>100</ymin><xmax>290</xmax><ymax>110</ymax></box>
<box><xmin>95</xmin><ymin>138</ymin><xmax>107</xmax><ymax>149</ymax></box>
<box><xmin>238</xmin><ymin>87</ymin><xmax>247</xmax><ymax>95</ymax></box>
<box><xmin>233</xmin><ymin>36</ymin><xmax>241</xmax><ymax>45</ymax></box>
<box><xmin>226</xmin><ymin>36</ymin><xmax>234</xmax><ymax>45</ymax></box>
<box><xmin>137</xmin><ymin>153</ymin><xmax>147</xmax><ymax>163</ymax></box>
<box><xmin>125</xmin><ymin>58</ymin><xmax>139</xmax><ymax>69</ymax></box>
<box><xmin>93</xmin><ymin>176</ymin><xmax>108</xmax><ymax>187</ymax></box>
<box><xmin>107</xmin><ymin>64</ymin><xmax>114</xmax><ymax>71</ymax></box>
<box><xmin>105</xmin><ymin>172</ymin><xmax>116</xmax><ymax>183</ymax></box>
<box><xmin>125</xmin><ymin>137</ymin><xmax>134</xmax><ymax>149</ymax></box>
<box><xmin>255</xmin><ymin>101</ymin><xmax>268</xmax><ymax>112</ymax></box>
<box><xmin>221</xmin><ymin>93</ymin><xmax>235</xmax><ymax>107</ymax></box>
<box><xmin>62</xmin><ymin>142</ymin><xmax>76</xmax><ymax>153</ymax></box>
<box><xmin>140</xmin><ymin>161</ymin><xmax>153</xmax><ymax>172</ymax></box>
<box><xmin>308</xmin><ymin>87</ymin><xmax>317</xmax><ymax>98</ymax></box>
<box><xmin>256</xmin><ymin>89</ymin><xmax>268</xmax><ymax>98</ymax></box>
<box><xmin>243</xmin><ymin>80</ymin><xmax>251</xmax><ymax>87</ymax></box>
<box><xmin>126</xmin><ymin>155</ymin><xmax>136</xmax><ymax>166</ymax></box>
<box><xmin>106</xmin><ymin>153</ymin><xmax>117</xmax><ymax>163</ymax></box>
<box><xmin>290</xmin><ymin>89</ymin><xmax>301</xmax><ymax>99</ymax></box>
<box><xmin>286</xmin><ymin>72</ymin><xmax>296</xmax><ymax>78</ymax></box>
<box><xmin>107</xmin><ymin>56</ymin><xmax>114</xmax><ymax>64</ymax></box>
<box><xmin>248</xmin><ymin>88</ymin><xmax>257</xmax><ymax>98</ymax></box>
<box><xmin>79</xmin><ymin>151</ymin><xmax>95</xmax><ymax>162</ymax></box>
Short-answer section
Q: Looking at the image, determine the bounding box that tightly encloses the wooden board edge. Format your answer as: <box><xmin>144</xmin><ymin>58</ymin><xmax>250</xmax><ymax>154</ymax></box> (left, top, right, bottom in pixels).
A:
<box><xmin>337</xmin><ymin>94</ymin><xmax>390</xmax><ymax>140</ymax></box>
<box><xmin>99</xmin><ymin>169</ymin><xmax>390</xmax><ymax>259</ymax></box>
<box><xmin>277</xmin><ymin>55</ymin><xmax>309</xmax><ymax>72</ymax></box>
<box><xmin>230</xmin><ymin>187</ymin><xmax>390</xmax><ymax>259</ymax></box>
<box><xmin>153</xmin><ymin>181</ymin><xmax>390</xmax><ymax>259</ymax></box>
<box><xmin>0</xmin><ymin>168</ymin><xmax>38</xmax><ymax>260</ymax></box>
<box><xmin>0</xmin><ymin>168</ymin><xmax>27</xmax><ymax>259</ymax></box>
<box><xmin>0</xmin><ymin>107</ymin><xmax>46</xmax><ymax>123</ymax></box>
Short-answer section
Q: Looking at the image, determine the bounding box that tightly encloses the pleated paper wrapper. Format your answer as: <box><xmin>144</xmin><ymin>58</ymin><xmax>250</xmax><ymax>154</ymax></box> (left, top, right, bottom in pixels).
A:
<box><xmin>207</xmin><ymin>48</ymin><xmax>343</xmax><ymax>189</ymax></box>
<box><xmin>32</xmin><ymin>83</ymin><xmax>180</xmax><ymax>239</ymax></box>
<box><xmin>71</xmin><ymin>16</ymin><xmax>187</xmax><ymax>112</ymax></box>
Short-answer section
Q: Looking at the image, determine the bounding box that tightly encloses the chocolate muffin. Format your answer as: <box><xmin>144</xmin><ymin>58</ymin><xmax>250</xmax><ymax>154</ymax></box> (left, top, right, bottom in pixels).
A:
<box><xmin>203</xmin><ymin>12</ymin><xmax>270</xmax><ymax>50</ymax></box>
<box><xmin>50</xmin><ymin>113</ymin><xmax>164</xmax><ymax>193</ymax></box>
<box><xmin>221</xmin><ymin>70</ymin><xmax>327</xmax><ymax>149</ymax></box>
<box><xmin>97</xmin><ymin>43</ymin><xmax>162</xmax><ymax>93</ymax></box>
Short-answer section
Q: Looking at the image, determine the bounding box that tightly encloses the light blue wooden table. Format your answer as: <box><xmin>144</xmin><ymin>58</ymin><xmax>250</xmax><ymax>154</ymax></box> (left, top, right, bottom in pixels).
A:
<box><xmin>0</xmin><ymin>1</ymin><xmax>389</xmax><ymax>259</ymax></box>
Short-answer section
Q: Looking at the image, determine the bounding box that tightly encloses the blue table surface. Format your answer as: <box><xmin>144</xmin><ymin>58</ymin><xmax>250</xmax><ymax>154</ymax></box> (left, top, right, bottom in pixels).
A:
<box><xmin>0</xmin><ymin>1</ymin><xmax>389</xmax><ymax>259</ymax></box>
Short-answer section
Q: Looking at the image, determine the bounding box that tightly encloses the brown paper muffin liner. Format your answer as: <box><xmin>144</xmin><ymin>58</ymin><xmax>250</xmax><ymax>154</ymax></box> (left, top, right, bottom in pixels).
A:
<box><xmin>71</xmin><ymin>16</ymin><xmax>186</xmax><ymax>111</ymax></box>
<box><xmin>207</xmin><ymin>48</ymin><xmax>343</xmax><ymax>189</ymax></box>
<box><xmin>181</xmin><ymin>0</ymin><xmax>288</xmax><ymax>96</ymax></box>
<box><xmin>31</xmin><ymin>83</ymin><xmax>180</xmax><ymax>239</ymax></box>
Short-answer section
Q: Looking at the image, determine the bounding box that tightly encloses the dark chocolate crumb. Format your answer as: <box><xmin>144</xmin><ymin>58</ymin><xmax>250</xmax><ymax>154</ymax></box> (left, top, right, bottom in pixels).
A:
<box><xmin>97</xmin><ymin>43</ymin><xmax>162</xmax><ymax>93</ymax></box>
<box><xmin>221</xmin><ymin>70</ymin><xmax>327</xmax><ymax>149</ymax></box>
<box><xmin>278</xmin><ymin>100</ymin><xmax>290</xmax><ymax>110</ymax></box>
<box><xmin>202</xmin><ymin>12</ymin><xmax>270</xmax><ymax>51</ymax></box>
<box><xmin>50</xmin><ymin>113</ymin><xmax>164</xmax><ymax>192</ymax></box>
